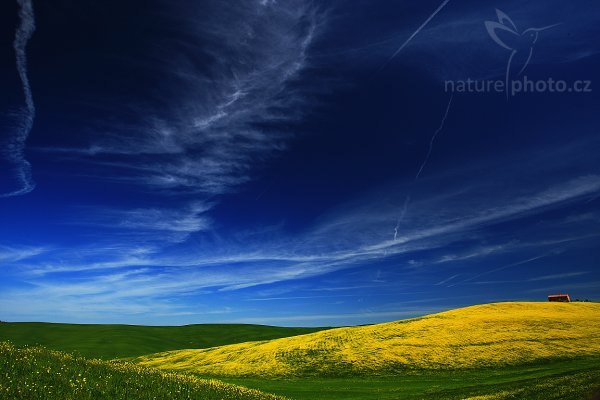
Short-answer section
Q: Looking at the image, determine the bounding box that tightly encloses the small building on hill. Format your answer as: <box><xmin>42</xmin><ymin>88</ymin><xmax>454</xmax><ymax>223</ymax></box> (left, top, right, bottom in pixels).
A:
<box><xmin>548</xmin><ymin>294</ymin><xmax>571</xmax><ymax>302</ymax></box>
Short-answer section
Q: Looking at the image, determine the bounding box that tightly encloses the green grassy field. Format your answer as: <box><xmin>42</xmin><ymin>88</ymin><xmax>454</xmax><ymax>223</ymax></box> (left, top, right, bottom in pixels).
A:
<box><xmin>4</xmin><ymin>302</ymin><xmax>600</xmax><ymax>399</ymax></box>
<box><xmin>218</xmin><ymin>358</ymin><xmax>600</xmax><ymax>400</ymax></box>
<box><xmin>0</xmin><ymin>322</ymin><xmax>328</xmax><ymax>359</ymax></box>
<box><xmin>3</xmin><ymin>340</ymin><xmax>598</xmax><ymax>399</ymax></box>
<box><xmin>0</xmin><ymin>342</ymin><xmax>286</xmax><ymax>400</ymax></box>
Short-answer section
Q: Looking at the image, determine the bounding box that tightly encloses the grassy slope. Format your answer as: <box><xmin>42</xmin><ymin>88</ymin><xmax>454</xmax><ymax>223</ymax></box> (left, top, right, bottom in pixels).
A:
<box><xmin>135</xmin><ymin>302</ymin><xmax>600</xmax><ymax>377</ymax></box>
<box><xmin>0</xmin><ymin>342</ymin><xmax>286</xmax><ymax>400</ymax></box>
<box><xmin>0</xmin><ymin>322</ymin><xmax>328</xmax><ymax>359</ymax></box>
<box><xmin>221</xmin><ymin>358</ymin><xmax>600</xmax><ymax>400</ymax></box>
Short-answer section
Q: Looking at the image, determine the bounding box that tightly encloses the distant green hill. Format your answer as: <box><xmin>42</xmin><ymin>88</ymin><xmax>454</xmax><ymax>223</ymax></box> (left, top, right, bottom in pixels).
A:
<box><xmin>0</xmin><ymin>322</ymin><xmax>328</xmax><ymax>359</ymax></box>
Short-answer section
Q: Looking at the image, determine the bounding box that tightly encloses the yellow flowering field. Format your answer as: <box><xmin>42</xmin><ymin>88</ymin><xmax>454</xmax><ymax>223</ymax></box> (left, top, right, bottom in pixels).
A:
<box><xmin>0</xmin><ymin>341</ymin><xmax>287</xmax><ymax>399</ymax></box>
<box><xmin>134</xmin><ymin>302</ymin><xmax>600</xmax><ymax>377</ymax></box>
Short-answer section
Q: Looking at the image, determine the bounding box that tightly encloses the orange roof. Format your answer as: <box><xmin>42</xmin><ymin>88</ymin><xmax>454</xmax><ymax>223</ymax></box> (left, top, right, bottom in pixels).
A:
<box><xmin>548</xmin><ymin>294</ymin><xmax>569</xmax><ymax>297</ymax></box>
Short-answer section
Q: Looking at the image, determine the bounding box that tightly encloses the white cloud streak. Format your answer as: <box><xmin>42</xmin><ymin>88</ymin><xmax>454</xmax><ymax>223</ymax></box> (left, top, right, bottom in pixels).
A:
<box><xmin>369</xmin><ymin>175</ymin><xmax>600</xmax><ymax>254</ymax></box>
<box><xmin>415</xmin><ymin>94</ymin><xmax>454</xmax><ymax>180</ymax></box>
<box><xmin>15</xmin><ymin>174</ymin><xmax>600</xmax><ymax>290</ymax></box>
<box><xmin>44</xmin><ymin>0</ymin><xmax>319</xmax><ymax>197</ymax></box>
<box><xmin>377</xmin><ymin>0</ymin><xmax>451</xmax><ymax>72</ymax></box>
<box><xmin>227</xmin><ymin>308</ymin><xmax>448</xmax><ymax>325</ymax></box>
<box><xmin>1</xmin><ymin>0</ymin><xmax>36</xmax><ymax>198</ymax></box>
<box><xmin>2</xmin><ymin>171</ymin><xmax>597</xmax><ymax>323</ymax></box>
<box><xmin>394</xmin><ymin>93</ymin><xmax>454</xmax><ymax>240</ymax></box>
<box><xmin>71</xmin><ymin>201</ymin><xmax>213</xmax><ymax>244</ymax></box>
<box><xmin>0</xmin><ymin>246</ymin><xmax>46</xmax><ymax>263</ymax></box>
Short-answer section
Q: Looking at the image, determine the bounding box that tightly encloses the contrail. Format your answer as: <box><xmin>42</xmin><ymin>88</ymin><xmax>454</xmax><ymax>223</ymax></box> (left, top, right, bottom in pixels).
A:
<box><xmin>1</xmin><ymin>0</ymin><xmax>36</xmax><ymax>198</ymax></box>
<box><xmin>393</xmin><ymin>195</ymin><xmax>410</xmax><ymax>241</ymax></box>
<box><xmin>377</xmin><ymin>0</ymin><xmax>451</xmax><ymax>73</ymax></box>
<box><xmin>448</xmin><ymin>253</ymin><xmax>553</xmax><ymax>287</ymax></box>
<box><xmin>371</xmin><ymin>0</ymin><xmax>454</xmax><ymax>241</ymax></box>
<box><xmin>415</xmin><ymin>93</ymin><xmax>454</xmax><ymax>180</ymax></box>
<box><xmin>393</xmin><ymin>94</ymin><xmax>454</xmax><ymax>241</ymax></box>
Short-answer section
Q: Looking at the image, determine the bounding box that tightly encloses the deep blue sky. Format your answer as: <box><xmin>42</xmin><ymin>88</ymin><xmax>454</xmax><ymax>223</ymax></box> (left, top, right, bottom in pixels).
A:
<box><xmin>1</xmin><ymin>0</ymin><xmax>599</xmax><ymax>325</ymax></box>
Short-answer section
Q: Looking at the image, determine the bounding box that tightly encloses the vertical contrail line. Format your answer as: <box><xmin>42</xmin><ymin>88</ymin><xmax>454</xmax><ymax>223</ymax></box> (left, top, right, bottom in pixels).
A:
<box><xmin>1</xmin><ymin>0</ymin><xmax>36</xmax><ymax>198</ymax></box>
<box><xmin>370</xmin><ymin>0</ymin><xmax>454</xmax><ymax>242</ymax></box>
<box><xmin>393</xmin><ymin>195</ymin><xmax>411</xmax><ymax>241</ymax></box>
<box><xmin>415</xmin><ymin>93</ymin><xmax>454</xmax><ymax>180</ymax></box>
<box><xmin>393</xmin><ymin>94</ymin><xmax>454</xmax><ymax>241</ymax></box>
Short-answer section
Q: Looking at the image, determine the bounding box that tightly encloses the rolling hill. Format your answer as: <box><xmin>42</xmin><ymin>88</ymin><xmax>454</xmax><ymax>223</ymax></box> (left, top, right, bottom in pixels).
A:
<box><xmin>134</xmin><ymin>302</ymin><xmax>600</xmax><ymax>377</ymax></box>
<box><xmin>0</xmin><ymin>322</ymin><xmax>328</xmax><ymax>359</ymax></box>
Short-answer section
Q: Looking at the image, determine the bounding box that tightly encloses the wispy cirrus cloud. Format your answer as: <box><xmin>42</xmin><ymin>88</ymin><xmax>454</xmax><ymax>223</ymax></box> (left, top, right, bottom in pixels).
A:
<box><xmin>43</xmin><ymin>0</ymin><xmax>320</xmax><ymax>196</ymax></box>
<box><xmin>3</xmin><ymin>171</ymin><xmax>598</xmax><ymax>323</ymax></box>
<box><xmin>70</xmin><ymin>201</ymin><xmax>213</xmax><ymax>244</ymax></box>
<box><xmin>1</xmin><ymin>0</ymin><xmax>36</xmax><ymax>198</ymax></box>
<box><xmin>0</xmin><ymin>246</ymin><xmax>46</xmax><ymax>263</ymax></box>
<box><xmin>469</xmin><ymin>271</ymin><xmax>590</xmax><ymax>286</ymax></box>
<box><xmin>6</xmin><ymin>130</ymin><xmax>600</xmax><ymax>323</ymax></box>
<box><xmin>227</xmin><ymin>309</ymin><xmax>445</xmax><ymax>325</ymax></box>
<box><xmin>434</xmin><ymin>244</ymin><xmax>510</xmax><ymax>264</ymax></box>
<box><xmin>16</xmin><ymin>171</ymin><xmax>600</xmax><ymax>285</ymax></box>
<box><xmin>306</xmin><ymin>173</ymin><xmax>600</xmax><ymax>260</ymax></box>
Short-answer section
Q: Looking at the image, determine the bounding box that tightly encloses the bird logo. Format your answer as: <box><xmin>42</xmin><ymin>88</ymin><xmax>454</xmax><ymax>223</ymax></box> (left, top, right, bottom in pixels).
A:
<box><xmin>485</xmin><ymin>9</ymin><xmax>561</xmax><ymax>97</ymax></box>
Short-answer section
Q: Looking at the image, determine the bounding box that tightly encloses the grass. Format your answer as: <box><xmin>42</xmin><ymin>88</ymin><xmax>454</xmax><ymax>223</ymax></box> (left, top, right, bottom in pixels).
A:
<box><xmin>5</xmin><ymin>302</ymin><xmax>600</xmax><ymax>399</ymax></box>
<box><xmin>2</xmin><ymin>342</ymin><xmax>598</xmax><ymax>400</ymax></box>
<box><xmin>217</xmin><ymin>358</ymin><xmax>600</xmax><ymax>399</ymax></box>
<box><xmin>0</xmin><ymin>341</ymin><xmax>286</xmax><ymax>400</ymax></box>
<box><xmin>134</xmin><ymin>302</ymin><xmax>600</xmax><ymax>377</ymax></box>
<box><xmin>0</xmin><ymin>322</ymin><xmax>328</xmax><ymax>359</ymax></box>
